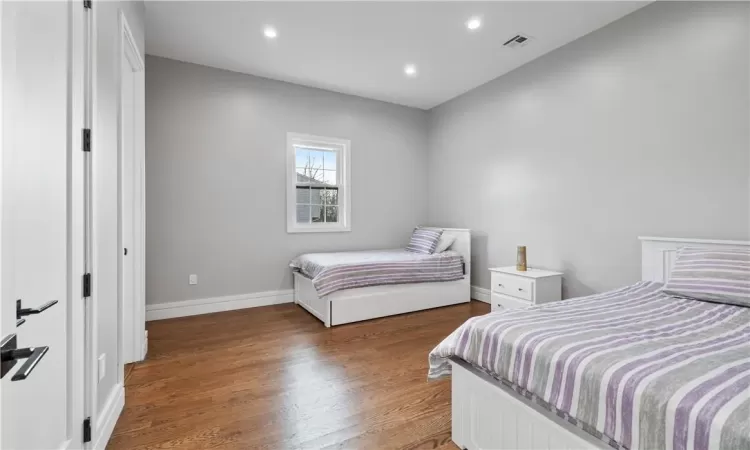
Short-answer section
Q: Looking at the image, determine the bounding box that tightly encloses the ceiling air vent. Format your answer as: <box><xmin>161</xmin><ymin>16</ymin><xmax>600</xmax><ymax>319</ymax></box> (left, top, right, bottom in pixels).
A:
<box><xmin>503</xmin><ymin>34</ymin><xmax>532</xmax><ymax>49</ymax></box>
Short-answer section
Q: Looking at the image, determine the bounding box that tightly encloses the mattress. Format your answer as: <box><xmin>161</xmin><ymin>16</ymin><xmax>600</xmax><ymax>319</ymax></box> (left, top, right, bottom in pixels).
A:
<box><xmin>290</xmin><ymin>249</ymin><xmax>464</xmax><ymax>296</ymax></box>
<box><xmin>429</xmin><ymin>281</ymin><xmax>750</xmax><ymax>450</ymax></box>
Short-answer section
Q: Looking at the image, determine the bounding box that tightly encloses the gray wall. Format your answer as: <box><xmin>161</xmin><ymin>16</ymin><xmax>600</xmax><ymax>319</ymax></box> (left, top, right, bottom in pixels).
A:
<box><xmin>427</xmin><ymin>1</ymin><xmax>750</xmax><ymax>298</ymax></box>
<box><xmin>146</xmin><ymin>56</ymin><xmax>429</xmax><ymax>304</ymax></box>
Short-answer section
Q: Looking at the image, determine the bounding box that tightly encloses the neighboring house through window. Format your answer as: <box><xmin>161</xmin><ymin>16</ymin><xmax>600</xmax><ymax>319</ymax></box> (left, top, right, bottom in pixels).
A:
<box><xmin>287</xmin><ymin>132</ymin><xmax>351</xmax><ymax>233</ymax></box>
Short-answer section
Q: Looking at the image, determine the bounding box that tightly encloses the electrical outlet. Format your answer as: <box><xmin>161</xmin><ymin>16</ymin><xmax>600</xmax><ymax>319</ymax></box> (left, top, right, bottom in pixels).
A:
<box><xmin>189</xmin><ymin>274</ymin><xmax>198</xmax><ymax>285</ymax></box>
<box><xmin>98</xmin><ymin>354</ymin><xmax>106</xmax><ymax>382</ymax></box>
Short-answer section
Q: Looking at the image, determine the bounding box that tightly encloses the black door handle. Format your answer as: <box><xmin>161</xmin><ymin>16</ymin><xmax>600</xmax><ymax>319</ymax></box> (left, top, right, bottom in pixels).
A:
<box><xmin>0</xmin><ymin>334</ymin><xmax>49</xmax><ymax>381</ymax></box>
<box><xmin>6</xmin><ymin>346</ymin><xmax>49</xmax><ymax>381</ymax></box>
<box><xmin>16</xmin><ymin>299</ymin><xmax>58</xmax><ymax>319</ymax></box>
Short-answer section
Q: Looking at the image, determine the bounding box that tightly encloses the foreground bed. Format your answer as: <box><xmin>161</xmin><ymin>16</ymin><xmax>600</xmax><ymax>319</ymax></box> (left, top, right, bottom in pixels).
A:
<box><xmin>431</xmin><ymin>236</ymin><xmax>750</xmax><ymax>450</ymax></box>
<box><xmin>292</xmin><ymin>228</ymin><xmax>471</xmax><ymax>327</ymax></box>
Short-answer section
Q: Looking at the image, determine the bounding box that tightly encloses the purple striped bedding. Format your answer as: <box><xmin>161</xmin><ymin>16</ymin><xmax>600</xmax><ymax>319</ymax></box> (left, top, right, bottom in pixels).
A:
<box><xmin>429</xmin><ymin>282</ymin><xmax>750</xmax><ymax>450</ymax></box>
<box><xmin>664</xmin><ymin>247</ymin><xmax>750</xmax><ymax>307</ymax></box>
<box><xmin>405</xmin><ymin>227</ymin><xmax>442</xmax><ymax>254</ymax></box>
<box><xmin>290</xmin><ymin>249</ymin><xmax>464</xmax><ymax>296</ymax></box>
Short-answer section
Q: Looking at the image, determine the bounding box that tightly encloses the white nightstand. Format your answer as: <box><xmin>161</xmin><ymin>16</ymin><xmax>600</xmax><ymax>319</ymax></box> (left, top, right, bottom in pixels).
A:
<box><xmin>489</xmin><ymin>266</ymin><xmax>563</xmax><ymax>312</ymax></box>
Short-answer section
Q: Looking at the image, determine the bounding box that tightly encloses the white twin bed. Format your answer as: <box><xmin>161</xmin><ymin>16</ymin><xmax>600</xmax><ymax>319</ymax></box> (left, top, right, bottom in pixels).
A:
<box><xmin>438</xmin><ymin>236</ymin><xmax>750</xmax><ymax>450</ymax></box>
<box><xmin>291</xmin><ymin>227</ymin><xmax>471</xmax><ymax>327</ymax></box>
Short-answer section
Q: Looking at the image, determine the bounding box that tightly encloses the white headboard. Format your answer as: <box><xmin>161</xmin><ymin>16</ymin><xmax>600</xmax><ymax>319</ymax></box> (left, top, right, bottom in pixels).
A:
<box><xmin>640</xmin><ymin>236</ymin><xmax>750</xmax><ymax>283</ymax></box>
<box><xmin>423</xmin><ymin>227</ymin><xmax>471</xmax><ymax>282</ymax></box>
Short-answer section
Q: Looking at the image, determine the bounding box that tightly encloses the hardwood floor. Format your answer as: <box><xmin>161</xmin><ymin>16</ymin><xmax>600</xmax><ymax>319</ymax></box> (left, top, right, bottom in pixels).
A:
<box><xmin>108</xmin><ymin>300</ymin><xmax>489</xmax><ymax>450</ymax></box>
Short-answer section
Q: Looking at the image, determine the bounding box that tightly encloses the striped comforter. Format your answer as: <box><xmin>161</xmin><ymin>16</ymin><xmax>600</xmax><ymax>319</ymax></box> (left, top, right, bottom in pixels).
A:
<box><xmin>429</xmin><ymin>282</ymin><xmax>750</xmax><ymax>450</ymax></box>
<box><xmin>290</xmin><ymin>249</ymin><xmax>464</xmax><ymax>296</ymax></box>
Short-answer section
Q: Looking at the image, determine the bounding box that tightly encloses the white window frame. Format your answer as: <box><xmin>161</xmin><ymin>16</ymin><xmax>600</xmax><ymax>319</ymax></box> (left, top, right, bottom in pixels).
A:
<box><xmin>287</xmin><ymin>132</ymin><xmax>351</xmax><ymax>233</ymax></box>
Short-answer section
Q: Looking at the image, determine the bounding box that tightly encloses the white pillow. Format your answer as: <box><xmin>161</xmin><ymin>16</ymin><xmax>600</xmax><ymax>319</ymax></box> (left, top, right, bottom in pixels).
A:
<box><xmin>434</xmin><ymin>233</ymin><xmax>456</xmax><ymax>253</ymax></box>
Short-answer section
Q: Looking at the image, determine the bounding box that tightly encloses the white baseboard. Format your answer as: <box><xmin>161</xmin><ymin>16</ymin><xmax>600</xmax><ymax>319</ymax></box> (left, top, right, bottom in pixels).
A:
<box><xmin>94</xmin><ymin>383</ymin><xmax>124</xmax><ymax>450</ymax></box>
<box><xmin>471</xmin><ymin>285</ymin><xmax>490</xmax><ymax>304</ymax></box>
<box><xmin>146</xmin><ymin>289</ymin><xmax>294</xmax><ymax>321</ymax></box>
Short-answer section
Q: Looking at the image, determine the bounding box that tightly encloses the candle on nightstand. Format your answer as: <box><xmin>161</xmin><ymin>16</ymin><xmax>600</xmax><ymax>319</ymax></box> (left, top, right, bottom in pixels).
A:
<box><xmin>517</xmin><ymin>246</ymin><xmax>527</xmax><ymax>271</ymax></box>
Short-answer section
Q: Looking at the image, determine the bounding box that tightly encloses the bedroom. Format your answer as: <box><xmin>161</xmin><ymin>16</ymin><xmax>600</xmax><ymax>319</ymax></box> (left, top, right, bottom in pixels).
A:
<box><xmin>0</xmin><ymin>1</ymin><xmax>747</xmax><ymax>450</ymax></box>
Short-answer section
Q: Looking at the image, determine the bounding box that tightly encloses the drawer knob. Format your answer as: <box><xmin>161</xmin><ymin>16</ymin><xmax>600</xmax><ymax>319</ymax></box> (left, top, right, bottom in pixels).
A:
<box><xmin>518</xmin><ymin>288</ymin><xmax>524</xmax><ymax>292</ymax></box>
<box><xmin>497</xmin><ymin>283</ymin><xmax>504</xmax><ymax>287</ymax></box>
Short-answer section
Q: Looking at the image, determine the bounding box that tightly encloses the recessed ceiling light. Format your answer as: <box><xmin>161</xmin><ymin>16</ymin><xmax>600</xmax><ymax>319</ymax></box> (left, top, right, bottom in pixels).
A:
<box><xmin>263</xmin><ymin>26</ymin><xmax>277</xmax><ymax>39</ymax></box>
<box><xmin>404</xmin><ymin>64</ymin><xmax>417</xmax><ymax>77</ymax></box>
<box><xmin>466</xmin><ymin>17</ymin><xmax>482</xmax><ymax>31</ymax></box>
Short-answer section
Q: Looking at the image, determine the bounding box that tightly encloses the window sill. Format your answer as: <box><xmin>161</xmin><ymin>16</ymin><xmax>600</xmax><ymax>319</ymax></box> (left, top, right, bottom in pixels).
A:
<box><xmin>287</xmin><ymin>225</ymin><xmax>351</xmax><ymax>234</ymax></box>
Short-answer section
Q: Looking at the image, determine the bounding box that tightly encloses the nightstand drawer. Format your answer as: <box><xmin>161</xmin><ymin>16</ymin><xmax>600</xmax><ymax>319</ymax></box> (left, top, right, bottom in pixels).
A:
<box><xmin>492</xmin><ymin>272</ymin><xmax>533</xmax><ymax>301</ymax></box>
<box><xmin>492</xmin><ymin>292</ymin><xmax>531</xmax><ymax>311</ymax></box>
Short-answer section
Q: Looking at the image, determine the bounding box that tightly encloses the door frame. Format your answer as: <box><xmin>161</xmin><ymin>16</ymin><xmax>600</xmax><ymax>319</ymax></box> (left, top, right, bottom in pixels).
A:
<box><xmin>117</xmin><ymin>9</ymin><xmax>145</xmax><ymax>367</ymax></box>
<box><xmin>70</xmin><ymin>0</ymin><xmax>88</xmax><ymax>446</ymax></box>
<box><xmin>84</xmin><ymin>6</ymin><xmax>145</xmax><ymax>448</ymax></box>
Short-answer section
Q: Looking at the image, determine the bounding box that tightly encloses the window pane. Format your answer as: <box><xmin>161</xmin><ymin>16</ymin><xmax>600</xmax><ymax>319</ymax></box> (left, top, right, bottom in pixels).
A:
<box><xmin>325</xmin><ymin>206</ymin><xmax>338</xmax><ymax>223</ymax></box>
<box><xmin>308</xmin><ymin>150</ymin><xmax>324</xmax><ymax>172</ymax></box>
<box><xmin>296</xmin><ymin>186</ymin><xmax>310</xmax><ymax>203</ymax></box>
<box><xmin>310</xmin><ymin>187</ymin><xmax>323</xmax><ymax>205</ymax></box>
<box><xmin>323</xmin><ymin>151</ymin><xmax>337</xmax><ymax>171</ymax></box>
<box><xmin>311</xmin><ymin>206</ymin><xmax>324</xmax><ymax>223</ymax></box>
<box><xmin>322</xmin><ymin>188</ymin><xmax>338</xmax><ymax>205</ymax></box>
<box><xmin>296</xmin><ymin>205</ymin><xmax>310</xmax><ymax>224</ymax></box>
<box><xmin>296</xmin><ymin>167</ymin><xmax>323</xmax><ymax>184</ymax></box>
<box><xmin>296</xmin><ymin>148</ymin><xmax>324</xmax><ymax>181</ymax></box>
<box><xmin>295</xmin><ymin>148</ymin><xmax>311</xmax><ymax>169</ymax></box>
<box><xmin>296</xmin><ymin>168</ymin><xmax>309</xmax><ymax>184</ymax></box>
<box><xmin>322</xmin><ymin>170</ymin><xmax>336</xmax><ymax>185</ymax></box>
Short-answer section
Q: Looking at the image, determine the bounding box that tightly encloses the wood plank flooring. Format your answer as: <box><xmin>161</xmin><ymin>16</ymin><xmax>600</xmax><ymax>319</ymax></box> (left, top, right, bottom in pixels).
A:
<box><xmin>108</xmin><ymin>300</ymin><xmax>489</xmax><ymax>450</ymax></box>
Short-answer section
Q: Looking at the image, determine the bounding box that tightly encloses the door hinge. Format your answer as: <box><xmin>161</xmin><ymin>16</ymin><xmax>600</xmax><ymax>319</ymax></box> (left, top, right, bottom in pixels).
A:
<box><xmin>82</xmin><ymin>273</ymin><xmax>92</xmax><ymax>298</ymax></box>
<box><xmin>83</xmin><ymin>417</ymin><xmax>91</xmax><ymax>442</ymax></box>
<box><xmin>83</xmin><ymin>0</ymin><xmax>92</xmax><ymax>9</ymax></box>
<box><xmin>82</xmin><ymin>128</ymin><xmax>91</xmax><ymax>152</ymax></box>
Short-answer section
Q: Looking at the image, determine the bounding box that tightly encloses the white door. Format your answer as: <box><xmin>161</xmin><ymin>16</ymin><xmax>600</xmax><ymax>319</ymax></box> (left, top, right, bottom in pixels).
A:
<box><xmin>1</xmin><ymin>1</ymin><xmax>85</xmax><ymax>449</ymax></box>
<box><xmin>117</xmin><ymin>13</ymin><xmax>145</xmax><ymax>365</ymax></box>
<box><xmin>121</xmin><ymin>48</ymin><xmax>135</xmax><ymax>364</ymax></box>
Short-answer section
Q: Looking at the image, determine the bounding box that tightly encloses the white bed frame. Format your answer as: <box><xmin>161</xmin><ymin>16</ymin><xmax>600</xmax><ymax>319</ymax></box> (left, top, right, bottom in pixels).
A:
<box><xmin>450</xmin><ymin>236</ymin><xmax>750</xmax><ymax>450</ymax></box>
<box><xmin>293</xmin><ymin>227</ymin><xmax>471</xmax><ymax>327</ymax></box>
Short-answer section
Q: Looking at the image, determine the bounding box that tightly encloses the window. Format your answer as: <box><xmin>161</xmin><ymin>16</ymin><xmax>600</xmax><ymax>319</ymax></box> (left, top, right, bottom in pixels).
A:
<box><xmin>287</xmin><ymin>133</ymin><xmax>350</xmax><ymax>233</ymax></box>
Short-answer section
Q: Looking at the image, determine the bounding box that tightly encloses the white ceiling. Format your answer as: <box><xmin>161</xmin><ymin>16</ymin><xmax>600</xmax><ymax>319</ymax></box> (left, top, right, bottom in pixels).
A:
<box><xmin>145</xmin><ymin>1</ymin><xmax>647</xmax><ymax>110</ymax></box>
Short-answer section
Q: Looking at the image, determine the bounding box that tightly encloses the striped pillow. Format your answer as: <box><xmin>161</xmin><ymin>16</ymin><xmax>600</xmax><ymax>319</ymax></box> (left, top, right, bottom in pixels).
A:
<box><xmin>663</xmin><ymin>246</ymin><xmax>750</xmax><ymax>307</ymax></box>
<box><xmin>405</xmin><ymin>228</ymin><xmax>443</xmax><ymax>254</ymax></box>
